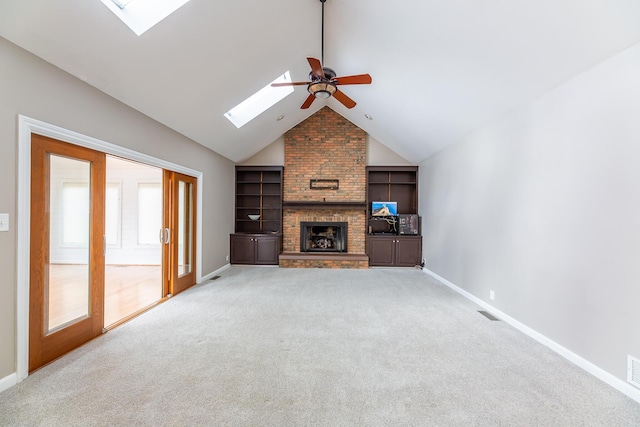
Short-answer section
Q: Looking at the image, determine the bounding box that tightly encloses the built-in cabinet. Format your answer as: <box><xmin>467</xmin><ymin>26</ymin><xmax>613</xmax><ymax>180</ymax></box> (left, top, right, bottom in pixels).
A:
<box><xmin>367</xmin><ymin>235</ymin><xmax>422</xmax><ymax>267</ymax></box>
<box><xmin>366</xmin><ymin>166</ymin><xmax>422</xmax><ymax>267</ymax></box>
<box><xmin>231</xmin><ymin>166</ymin><xmax>283</xmax><ymax>265</ymax></box>
<box><xmin>230</xmin><ymin>233</ymin><xmax>281</xmax><ymax>265</ymax></box>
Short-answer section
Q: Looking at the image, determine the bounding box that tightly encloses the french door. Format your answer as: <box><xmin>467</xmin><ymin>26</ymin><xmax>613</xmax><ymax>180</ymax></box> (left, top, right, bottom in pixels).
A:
<box><xmin>29</xmin><ymin>135</ymin><xmax>198</xmax><ymax>372</ymax></box>
<box><xmin>29</xmin><ymin>135</ymin><xmax>106</xmax><ymax>372</ymax></box>
<box><xmin>163</xmin><ymin>171</ymin><xmax>197</xmax><ymax>295</ymax></box>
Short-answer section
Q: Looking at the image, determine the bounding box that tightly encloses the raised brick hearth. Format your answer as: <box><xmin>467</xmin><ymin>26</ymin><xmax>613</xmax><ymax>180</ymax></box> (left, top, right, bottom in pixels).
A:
<box><xmin>280</xmin><ymin>107</ymin><xmax>368</xmax><ymax>268</ymax></box>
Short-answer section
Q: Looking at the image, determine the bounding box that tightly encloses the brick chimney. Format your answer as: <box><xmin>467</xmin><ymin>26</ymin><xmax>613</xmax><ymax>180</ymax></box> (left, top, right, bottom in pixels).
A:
<box><xmin>281</xmin><ymin>107</ymin><xmax>368</xmax><ymax>268</ymax></box>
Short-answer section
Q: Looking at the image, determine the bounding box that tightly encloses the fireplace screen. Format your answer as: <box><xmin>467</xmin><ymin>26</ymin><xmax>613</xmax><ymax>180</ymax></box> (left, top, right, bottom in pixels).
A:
<box><xmin>300</xmin><ymin>222</ymin><xmax>347</xmax><ymax>252</ymax></box>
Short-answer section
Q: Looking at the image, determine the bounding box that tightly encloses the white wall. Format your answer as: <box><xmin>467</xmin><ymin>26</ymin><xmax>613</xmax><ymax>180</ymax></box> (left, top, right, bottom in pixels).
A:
<box><xmin>367</xmin><ymin>136</ymin><xmax>414</xmax><ymax>166</ymax></box>
<box><xmin>239</xmin><ymin>136</ymin><xmax>285</xmax><ymax>166</ymax></box>
<box><xmin>420</xmin><ymin>41</ymin><xmax>640</xmax><ymax>386</ymax></box>
<box><xmin>0</xmin><ymin>37</ymin><xmax>235</xmax><ymax>382</ymax></box>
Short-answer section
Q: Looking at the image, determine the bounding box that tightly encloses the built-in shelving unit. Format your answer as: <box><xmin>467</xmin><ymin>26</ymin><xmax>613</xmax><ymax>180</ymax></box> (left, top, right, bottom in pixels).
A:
<box><xmin>366</xmin><ymin>166</ymin><xmax>418</xmax><ymax>234</ymax></box>
<box><xmin>232</xmin><ymin>166</ymin><xmax>283</xmax><ymax>265</ymax></box>
<box><xmin>366</xmin><ymin>166</ymin><xmax>421</xmax><ymax>267</ymax></box>
<box><xmin>235</xmin><ymin>166</ymin><xmax>283</xmax><ymax>234</ymax></box>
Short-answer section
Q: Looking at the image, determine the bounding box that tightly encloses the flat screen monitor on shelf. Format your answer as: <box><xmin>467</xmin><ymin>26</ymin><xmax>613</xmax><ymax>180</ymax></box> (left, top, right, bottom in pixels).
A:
<box><xmin>371</xmin><ymin>201</ymin><xmax>397</xmax><ymax>217</ymax></box>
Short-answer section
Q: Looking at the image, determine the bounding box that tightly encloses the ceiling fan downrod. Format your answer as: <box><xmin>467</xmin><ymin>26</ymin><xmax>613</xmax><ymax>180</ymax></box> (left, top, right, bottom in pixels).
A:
<box><xmin>320</xmin><ymin>0</ymin><xmax>326</xmax><ymax>66</ymax></box>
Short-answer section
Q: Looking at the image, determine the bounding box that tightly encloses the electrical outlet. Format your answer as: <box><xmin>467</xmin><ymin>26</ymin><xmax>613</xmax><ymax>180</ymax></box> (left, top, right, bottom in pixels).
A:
<box><xmin>225</xmin><ymin>254</ymin><xmax>229</xmax><ymax>261</ymax></box>
<box><xmin>0</xmin><ymin>213</ymin><xmax>9</xmax><ymax>232</ymax></box>
<box><xmin>490</xmin><ymin>290</ymin><xmax>495</xmax><ymax>300</ymax></box>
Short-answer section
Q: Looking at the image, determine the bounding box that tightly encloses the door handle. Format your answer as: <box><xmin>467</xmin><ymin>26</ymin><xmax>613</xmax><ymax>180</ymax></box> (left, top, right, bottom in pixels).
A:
<box><xmin>164</xmin><ymin>228</ymin><xmax>170</xmax><ymax>244</ymax></box>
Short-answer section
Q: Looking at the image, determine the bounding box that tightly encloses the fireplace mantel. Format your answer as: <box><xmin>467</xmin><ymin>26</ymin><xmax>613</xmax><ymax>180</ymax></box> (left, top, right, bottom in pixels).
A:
<box><xmin>282</xmin><ymin>201</ymin><xmax>367</xmax><ymax>210</ymax></box>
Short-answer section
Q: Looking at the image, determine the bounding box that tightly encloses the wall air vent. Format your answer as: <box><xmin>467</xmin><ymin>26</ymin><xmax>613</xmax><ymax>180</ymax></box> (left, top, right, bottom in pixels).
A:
<box><xmin>478</xmin><ymin>310</ymin><xmax>500</xmax><ymax>321</ymax></box>
<box><xmin>629</xmin><ymin>355</ymin><xmax>640</xmax><ymax>388</ymax></box>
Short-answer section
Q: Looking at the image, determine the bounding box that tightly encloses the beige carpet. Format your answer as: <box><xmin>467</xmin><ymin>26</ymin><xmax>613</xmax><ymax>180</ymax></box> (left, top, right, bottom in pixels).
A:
<box><xmin>1</xmin><ymin>266</ymin><xmax>639</xmax><ymax>426</ymax></box>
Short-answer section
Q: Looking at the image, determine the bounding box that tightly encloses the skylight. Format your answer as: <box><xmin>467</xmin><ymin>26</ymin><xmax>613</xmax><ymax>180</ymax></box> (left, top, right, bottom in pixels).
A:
<box><xmin>225</xmin><ymin>72</ymin><xmax>294</xmax><ymax>129</ymax></box>
<box><xmin>100</xmin><ymin>0</ymin><xmax>192</xmax><ymax>36</ymax></box>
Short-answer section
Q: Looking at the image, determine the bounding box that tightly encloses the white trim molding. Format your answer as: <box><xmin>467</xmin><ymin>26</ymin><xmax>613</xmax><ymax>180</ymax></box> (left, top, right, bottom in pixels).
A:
<box><xmin>423</xmin><ymin>268</ymin><xmax>640</xmax><ymax>404</ymax></box>
<box><xmin>0</xmin><ymin>373</ymin><xmax>18</xmax><ymax>394</ymax></box>
<box><xmin>199</xmin><ymin>263</ymin><xmax>231</xmax><ymax>283</ymax></box>
<box><xmin>16</xmin><ymin>115</ymin><xmax>205</xmax><ymax>383</ymax></box>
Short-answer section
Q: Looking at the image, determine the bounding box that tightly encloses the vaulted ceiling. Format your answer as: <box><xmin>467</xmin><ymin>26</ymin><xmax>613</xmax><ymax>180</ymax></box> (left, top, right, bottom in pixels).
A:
<box><xmin>2</xmin><ymin>1</ymin><xmax>640</xmax><ymax>163</ymax></box>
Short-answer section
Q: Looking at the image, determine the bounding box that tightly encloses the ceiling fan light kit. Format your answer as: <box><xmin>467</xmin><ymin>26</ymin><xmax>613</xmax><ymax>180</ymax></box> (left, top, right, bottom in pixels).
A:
<box><xmin>308</xmin><ymin>82</ymin><xmax>337</xmax><ymax>99</ymax></box>
<box><xmin>270</xmin><ymin>0</ymin><xmax>372</xmax><ymax>110</ymax></box>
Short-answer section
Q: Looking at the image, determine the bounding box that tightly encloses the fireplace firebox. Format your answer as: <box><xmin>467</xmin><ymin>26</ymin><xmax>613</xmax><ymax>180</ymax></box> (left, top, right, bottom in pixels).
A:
<box><xmin>300</xmin><ymin>222</ymin><xmax>347</xmax><ymax>252</ymax></box>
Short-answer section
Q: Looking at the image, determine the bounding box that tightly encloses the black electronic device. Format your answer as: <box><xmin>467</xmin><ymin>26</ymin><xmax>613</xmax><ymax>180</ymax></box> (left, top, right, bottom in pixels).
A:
<box><xmin>398</xmin><ymin>214</ymin><xmax>419</xmax><ymax>235</ymax></box>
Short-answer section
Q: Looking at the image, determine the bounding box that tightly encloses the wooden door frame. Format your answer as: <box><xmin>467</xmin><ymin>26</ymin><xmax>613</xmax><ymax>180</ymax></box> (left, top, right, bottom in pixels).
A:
<box><xmin>163</xmin><ymin>170</ymin><xmax>198</xmax><ymax>296</ymax></box>
<box><xmin>29</xmin><ymin>135</ymin><xmax>107</xmax><ymax>372</ymax></box>
<box><xmin>16</xmin><ymin>116</ymin><xmax>204</xmax><ymax>381</ymax></box>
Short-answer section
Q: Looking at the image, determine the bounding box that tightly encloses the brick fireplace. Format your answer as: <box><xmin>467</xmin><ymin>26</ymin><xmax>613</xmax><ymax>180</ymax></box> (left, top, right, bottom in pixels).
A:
<box><xmin>300</xmin><ymin>222</ymin><xmax>348</xmax><ymax>252</ymax></box>
<box><xmin>279</xmin><ymin>107</ymin><xmax>369</xmax><ymax>268</ymax></box>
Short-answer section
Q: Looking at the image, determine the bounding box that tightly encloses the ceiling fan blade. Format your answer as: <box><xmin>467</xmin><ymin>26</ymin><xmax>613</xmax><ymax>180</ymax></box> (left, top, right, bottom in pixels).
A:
<box><xmin>333</xmin><ymin>74</ymin><xmax>372</xmax><ymax>85</ymax></box>
<box><xmin>333</xmin><ymin>89</ymin><xmax>357</xmax><ymax>109</ymax></box>
<box><xmin>301</xmin><ymin>94</ymin><xmax>316</xmax><ymax>109</ymax></box>
<box><xmin>307</xmin><ymin>57</ymin><xmax>325</xmax><ymax>79</ymax></box>
<box><xmin>271</xmin><ymin>81</ymin><xmax>311</xmax><ymax>87</ymax></box>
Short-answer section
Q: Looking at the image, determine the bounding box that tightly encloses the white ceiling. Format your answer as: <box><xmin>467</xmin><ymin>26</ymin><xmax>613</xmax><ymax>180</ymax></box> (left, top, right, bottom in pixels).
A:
<box><xmin>2</xmin><ymin>0</ymin><xmax>640</xmax><ymax>163</ymax></box>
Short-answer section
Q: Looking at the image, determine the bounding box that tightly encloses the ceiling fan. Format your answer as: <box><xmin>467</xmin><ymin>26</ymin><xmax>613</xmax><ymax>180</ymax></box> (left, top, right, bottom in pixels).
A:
<box><xmin>271</xmin><ymin>0</ymin><xmax>372</xmax><ymax>109</ymax></box>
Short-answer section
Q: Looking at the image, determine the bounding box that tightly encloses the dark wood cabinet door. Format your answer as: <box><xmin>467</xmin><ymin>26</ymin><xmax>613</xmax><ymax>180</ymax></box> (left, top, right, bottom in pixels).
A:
<box><xmin>230</xmin><ymin>234</ymin><xmax>254</xmax><ymax>264</ymax></box>
<box><xmin>254</xmin><ymin>235</ymin><xmax>281</xmax><ymax>265</ymax></box>
<box><xmin>368</xmin><ymin>235</ymin><xmax>422</xmax><ymax>267</ymax></box>
<box><xmin>395</xmin><ymin>236</ymin><xmax>422</xmax><ymax>267</ymax></box>
<box><xmin>230</xmin><ymin>234</ymin><xmax>281</xmax><ymax>265</ymax></box>
<box><xmin>368</xmin><ymin>236</ymin><xmax>396</xmax><ymax>266</ymax></box>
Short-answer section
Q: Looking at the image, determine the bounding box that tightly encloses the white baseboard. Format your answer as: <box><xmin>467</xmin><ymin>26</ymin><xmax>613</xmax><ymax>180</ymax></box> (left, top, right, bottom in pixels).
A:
<box><xmin>199</xmin><ymin>263</ymin><xmax>231</xmax><ymax>283</ymax></box>
<box><xmin>422</xmin><ymin>268</ymin><xmax>640</xmax><ymax>404</ymax></box>
<box><xmin>0</xmin><ymin>372</ymin><xmax>17</xmax><ymax>394</ymax></box>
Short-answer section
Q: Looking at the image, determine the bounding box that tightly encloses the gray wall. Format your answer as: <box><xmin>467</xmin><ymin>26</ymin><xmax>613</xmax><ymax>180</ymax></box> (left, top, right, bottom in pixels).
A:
<box><xmin>0</xmin><ymin>37</ymin><xmax>235</xmax><ymax>380</ymax></box>
<box><xmin>420</xmin><ymin>41</ymin><xmax>640</xmax><ymax>384</ymax></box>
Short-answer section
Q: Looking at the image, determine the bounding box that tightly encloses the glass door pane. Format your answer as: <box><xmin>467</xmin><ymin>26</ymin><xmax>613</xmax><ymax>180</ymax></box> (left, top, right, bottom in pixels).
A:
<box><xmin>47</xmin><ymin>155</ymin><xmax>91</xmax><ymax>332</ymax></box>
<box><xmin>165</xmin><ymin>171</ymin><xmax>196</xmax><ymax>295</ymax></box>
<box><xmin>177</xmin><ymin>180</ymin><xmax>193</xmax><ymax>276</ymax></box>
<box><xmin>30</xmin><ymin>134</ymin><xmax>105</xmax><ymax>373</ymax></box>
<box><xmin>104</xmin><ymin>156</ymin><xmax>163</xmax><ymax>327</ymax></box>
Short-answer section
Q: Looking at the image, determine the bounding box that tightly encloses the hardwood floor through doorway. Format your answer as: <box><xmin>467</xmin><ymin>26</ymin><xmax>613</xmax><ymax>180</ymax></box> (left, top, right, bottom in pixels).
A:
<box><xmin>49</xmin><ymin>264</ymin><xmax>162</xmax><ymax>328</ymax></box>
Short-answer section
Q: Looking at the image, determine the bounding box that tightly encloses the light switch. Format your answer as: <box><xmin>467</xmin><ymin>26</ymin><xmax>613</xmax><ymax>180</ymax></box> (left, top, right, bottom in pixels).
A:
<box><xmin>0</xmin><ymin>214</ymin><xmax>9</xmax><ymax>232</ymax></box>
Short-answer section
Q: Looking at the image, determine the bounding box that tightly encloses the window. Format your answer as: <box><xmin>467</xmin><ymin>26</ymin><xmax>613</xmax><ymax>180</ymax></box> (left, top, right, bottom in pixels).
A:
<box><xmin>224</xmin><ymin>72</ymin><xmax>294</xmax><ymax>128</ymax></box>
<box><xmin>99</xmin><ymin>0</ymin><xmax>192</xmax><ymax>36</ymax></box>
<box><xmin>61</xmin><ymin>182</ymin><xmax>90</xmax><ymax>246</ymax></box>
<box><xmin>105</xmin><ymin>182</ymin><xmax>121</xmax><ymax>246</ymax></box>
<box><xmin>137</xmin><ymin>183</ymin><xmax>162</xmax><ymax>245</ymax></box>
